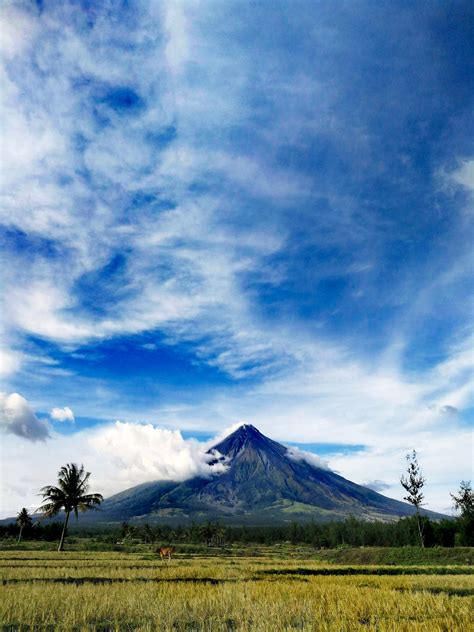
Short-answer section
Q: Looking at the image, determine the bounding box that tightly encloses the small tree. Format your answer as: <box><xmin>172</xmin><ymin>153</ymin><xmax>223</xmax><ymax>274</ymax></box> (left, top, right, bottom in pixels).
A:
<box><xmin>451</xmin><ymin>481</ymin><xmax>474</xmax><ymax>546</ymax></box>
<box><xmin>38</xmin><ymin>463</ymin><xmax>103</xmax><ymax>551</ymax></box>
<box><xmin>451</xmin><ymin>480</ymin><xmax>474</xmax><ymax>516</ymax></box>
<box><xmin>142</xmin><ymin>523</ymin><xmax>153</xmax><ymax>544</ymax></box>
<box><xmin>400</xmin><ymin>450</ymin><xmax>426</xmax><ymax>547</ymax></box>
<box><xmin>16</xmin><ymin>508</ymin><xmax>33</xmax><ymax>544</ymax></box>
<box><xmin>199</xmin><ymin>522</ymin><xmax>217</xmax><ymax>547</ymax></box>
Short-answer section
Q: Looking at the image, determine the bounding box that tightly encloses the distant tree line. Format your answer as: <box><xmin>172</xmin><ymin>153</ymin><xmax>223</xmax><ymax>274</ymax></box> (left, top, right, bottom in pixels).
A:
<box><xmin>0</xmin><ymin>520</ymin><xmax>64</xmax><ymax>542</ymax></box>
<box><xmin>115</xmin><ymin>513</ymin><xmax>470</xmax><ymax>548</ymax></box>
<box><xmin>5</xmin><ymin>511</ymin><xmax>469</xmax><ymax>548</ymax></box>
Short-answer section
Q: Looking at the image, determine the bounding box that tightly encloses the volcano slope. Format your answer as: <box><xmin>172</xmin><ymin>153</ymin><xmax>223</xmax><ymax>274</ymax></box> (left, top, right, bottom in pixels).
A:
<box><xmin>94</xmin><ymin>424</ymin><xmax>443</xmax><ymax>525</ymax></box>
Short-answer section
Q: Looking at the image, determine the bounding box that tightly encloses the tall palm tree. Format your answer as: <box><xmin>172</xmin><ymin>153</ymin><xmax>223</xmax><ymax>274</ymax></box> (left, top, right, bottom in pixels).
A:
<box><xmin>38</xmin><ymin>463</ymin><xmax>103</xmax><ymax>551</ymax></box>
<box><xmin>16</xmin><ymin>508</ymin><xmax>33</xmax><ymax>544</ymax></box>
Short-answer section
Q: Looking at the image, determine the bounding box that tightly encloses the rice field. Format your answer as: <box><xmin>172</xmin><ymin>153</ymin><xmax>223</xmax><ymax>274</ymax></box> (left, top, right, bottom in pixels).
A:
<box><xmin>1</xmin><ymin>549</ymin><xmax>473</xmax><ymax>631</ymax></box>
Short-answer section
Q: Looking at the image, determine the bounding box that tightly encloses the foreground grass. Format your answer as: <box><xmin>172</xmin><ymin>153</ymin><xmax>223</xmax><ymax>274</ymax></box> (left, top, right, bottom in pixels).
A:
<box><xmin>1</xmin><ymin>550</ymin><xmax>473</xmax><ymax>631</ymax></box>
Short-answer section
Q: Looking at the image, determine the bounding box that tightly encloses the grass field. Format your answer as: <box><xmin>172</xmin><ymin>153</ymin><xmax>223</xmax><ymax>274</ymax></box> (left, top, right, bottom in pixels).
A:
<box><xmin>1</xmin><ymin>547</ymin><xmax>473</xmax><ymax>631</ymax></box>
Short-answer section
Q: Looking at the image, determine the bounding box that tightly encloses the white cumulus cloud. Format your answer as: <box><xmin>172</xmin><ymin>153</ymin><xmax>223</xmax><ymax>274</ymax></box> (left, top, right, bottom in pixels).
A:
<box><xmin>0</xmin><ymin>392</ymin><xmax>50</xmax><ymax>441</ymax></box>
<box><xmin>50</xmin><ymin>406</ymin><xmax>75</xmax><ymax>422</ymax></box>
<box><xmin>90</xmin><ymin>421</ymin><xmax>227</xmax><ymax>486</ymax></box>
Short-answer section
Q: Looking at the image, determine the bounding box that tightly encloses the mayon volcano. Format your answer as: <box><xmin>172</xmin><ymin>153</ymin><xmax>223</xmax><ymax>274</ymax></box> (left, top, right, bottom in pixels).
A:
<box><xmin>93</xmin><ymin>425</ymin><xmax>439</xmax><ymax>525</ymax></box>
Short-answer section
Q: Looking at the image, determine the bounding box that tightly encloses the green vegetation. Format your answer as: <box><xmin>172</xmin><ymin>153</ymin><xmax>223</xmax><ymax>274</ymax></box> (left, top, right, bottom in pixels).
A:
<box><xmin>310</xmin><ymin>546</ymin><xmax>474</xmax><ymax>566</ymax></box>
<box><xmin>0</xmin><ymin>513</ymin><xmax>467</xmax><ymax>551</ymax></box>
<box><xmin>0</xmin><ymin>548</ymin><xmax>472</xmax><ymax>630</ymax></box>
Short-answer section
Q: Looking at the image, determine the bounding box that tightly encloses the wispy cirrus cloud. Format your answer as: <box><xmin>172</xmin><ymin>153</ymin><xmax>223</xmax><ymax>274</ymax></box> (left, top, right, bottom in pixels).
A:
<box><xmin>2</xmin><ymin>1</ymin><xmax>472</xmax><ymax>374</ymax></box>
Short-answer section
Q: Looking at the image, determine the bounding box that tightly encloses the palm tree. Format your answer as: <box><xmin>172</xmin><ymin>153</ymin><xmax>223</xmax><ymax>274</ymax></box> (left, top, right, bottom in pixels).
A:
<box><xmin>16</xmin><ymin>508</ymin><xmax>33</xmax><ymax>544</ymax></box>
<box><xmin>38</xmin><ymin>463</ymin><xmax>103</xmax><ymax>551</ymax></box>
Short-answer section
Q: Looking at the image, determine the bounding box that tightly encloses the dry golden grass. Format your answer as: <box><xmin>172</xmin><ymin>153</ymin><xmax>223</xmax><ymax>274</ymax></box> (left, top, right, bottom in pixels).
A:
<box><xmin>0</xmin><ymin>550</ymin><xmax>473</xmax><ymax>631</ymax></box>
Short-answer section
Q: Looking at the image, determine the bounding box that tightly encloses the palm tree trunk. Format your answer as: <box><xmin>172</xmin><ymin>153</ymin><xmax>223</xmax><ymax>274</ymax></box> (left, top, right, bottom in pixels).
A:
<box><xmin>17</xmin><ymin>525</ymin><xmax>23</xmax><ymax>545</ymax></box>
<box><xmin>58</xmin><ymin>510</ymin><xmax>70</xmax><ymax>552</ymax></box>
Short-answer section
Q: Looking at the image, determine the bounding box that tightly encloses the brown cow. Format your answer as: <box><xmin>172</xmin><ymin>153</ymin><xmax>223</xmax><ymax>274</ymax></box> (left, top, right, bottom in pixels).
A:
<box><xmin>159</xmin><ymin>546</ymin><xmax>174</xmax><ymax>562</ymax></box>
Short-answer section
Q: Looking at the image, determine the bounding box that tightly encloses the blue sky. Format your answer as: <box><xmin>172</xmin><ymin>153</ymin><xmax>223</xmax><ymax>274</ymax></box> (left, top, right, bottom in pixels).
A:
<box><xmin>0</xmin><ymin>0</ymin><xmax>473</xmax><ymax>515</ymax></box>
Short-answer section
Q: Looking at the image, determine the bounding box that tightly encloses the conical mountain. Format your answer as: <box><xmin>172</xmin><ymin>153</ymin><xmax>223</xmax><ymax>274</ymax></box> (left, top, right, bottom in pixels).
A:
<box><xmin>95</xmin><ymin>425</ymin><xmax>443</xmax><ymax>525</ymax></box>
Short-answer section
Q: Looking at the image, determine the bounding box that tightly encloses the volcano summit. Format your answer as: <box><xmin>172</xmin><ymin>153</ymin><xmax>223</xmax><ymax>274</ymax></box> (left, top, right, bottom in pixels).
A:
<box><xmin>95</xmin><ymin>425</ymin><xmax>440</xmax><ymax>525</ymax></box>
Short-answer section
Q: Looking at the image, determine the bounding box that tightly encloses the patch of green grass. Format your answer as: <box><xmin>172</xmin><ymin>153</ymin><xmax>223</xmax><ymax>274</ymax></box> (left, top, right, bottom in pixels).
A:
<box><xmin>312</xmin><ymin>546</ymin><xmax>474</xmax><ymax>566</ymax></box>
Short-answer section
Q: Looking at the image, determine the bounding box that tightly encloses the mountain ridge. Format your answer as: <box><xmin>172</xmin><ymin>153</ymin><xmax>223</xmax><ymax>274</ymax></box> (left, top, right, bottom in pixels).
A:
<box><xmin>90</xmin><ymin>424</ymin><xmax>444</xmax><ymax>525</ymax></box>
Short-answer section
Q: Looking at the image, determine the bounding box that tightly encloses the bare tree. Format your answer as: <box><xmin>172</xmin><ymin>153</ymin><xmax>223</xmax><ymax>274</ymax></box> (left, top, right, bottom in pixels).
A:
<box><xmin>400</xmin><ymin>450</ymin><xmax>426</xmax><ymax>547</ymax></box>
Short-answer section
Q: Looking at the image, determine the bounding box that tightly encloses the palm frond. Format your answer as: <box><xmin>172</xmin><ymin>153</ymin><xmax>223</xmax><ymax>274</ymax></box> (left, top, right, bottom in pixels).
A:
<box><xmin>39</xmin><ymin>463</ymin><xmax>103</xmax><ymax>518</ymax></box>
<box><xmin>37</xmin><ymin>501</ymin><xmax>64</xmax><ymax>517</ymax></box>
<box><xmin>77</xmin><ymin>493</ymin><xmax>104</xmax><ymax>512</ymax></box>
